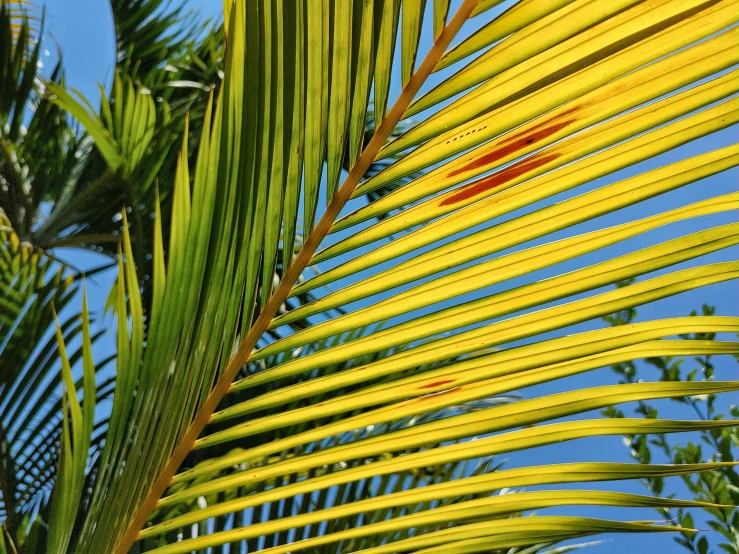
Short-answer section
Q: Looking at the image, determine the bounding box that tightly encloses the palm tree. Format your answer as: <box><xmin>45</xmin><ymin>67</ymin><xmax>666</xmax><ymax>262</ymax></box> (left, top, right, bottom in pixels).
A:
<box><xmin>5</xmin><ymin>0</ymin><xmax>739</xmax><ymax>552</ymax></box>
<box><xmin>0</xmin><ymin>0</ymin><xmax>499</xmax><ymax>549</ymax></box>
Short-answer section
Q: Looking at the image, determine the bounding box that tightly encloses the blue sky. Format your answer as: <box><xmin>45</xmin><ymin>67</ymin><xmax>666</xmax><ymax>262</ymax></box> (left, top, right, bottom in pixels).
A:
<box><xmin>40</xmin><ymin>0</ymin><xmax>739</xmax><ymax>552</ymax></box>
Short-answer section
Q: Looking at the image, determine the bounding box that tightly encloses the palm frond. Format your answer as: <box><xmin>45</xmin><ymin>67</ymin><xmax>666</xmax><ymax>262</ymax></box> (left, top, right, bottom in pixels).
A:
<box><xmin>0</xmin><ymin>212</ymin><xmax>112</xmax><ymax>546</ymax></box>
<box><xmin>43</xmin><ymin>0</ymin><xmax>739</xmax><ymax>552</ymax></box>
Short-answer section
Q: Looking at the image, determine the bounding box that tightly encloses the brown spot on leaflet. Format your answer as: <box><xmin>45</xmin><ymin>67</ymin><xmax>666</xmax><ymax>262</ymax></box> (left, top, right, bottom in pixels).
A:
<box><xmin>448</xmin><ymin>118</ymin><xmax>575</xmax><ymax>177</ymax></box>
<box><xmin>440</xmin><ymin>152</ymin><xmax>561</xmax><ymax>206</ymax></box>
<box><xmin>498</xmin><ymin>104</ymin><xmax>581</xmax><ymax>147</ymax></box>
<box><xmin>418</xmin><ymin>379</ymin><xmax>456</xmax><ymax>389</ymax></box>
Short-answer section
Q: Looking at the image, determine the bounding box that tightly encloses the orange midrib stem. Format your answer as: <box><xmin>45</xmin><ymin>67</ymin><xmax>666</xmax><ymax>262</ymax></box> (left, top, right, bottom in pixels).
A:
<box><xmin>113</xmin><ymin>1</ymin><xmax>480</xmax><ymax>551</ymax></box>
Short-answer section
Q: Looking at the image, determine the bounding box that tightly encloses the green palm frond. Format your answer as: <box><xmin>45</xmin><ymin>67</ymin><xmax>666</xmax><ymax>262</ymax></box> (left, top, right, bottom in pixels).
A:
<box><xmin>0</xmin><ymin>0</ymin><xmax>36</xmax><ymax>40</ymax></box>
<box><xmin>0</xmin><ymin>2</ymin><xmax>61</xmax><ymax>241</ymax></box>
<box><xmin>40</xmin><ymin>0</ymin><xmax>739</xmax><ymax>552</ymax></box>
<box><xmin>0</xmin><ymin>0</ymin><xmax>218</xmax><ymax>267</ymax></box>
<box><xmin>0</xmin><ymin>214</ymin><xmax>111</xmax><ymax>546</ymax></box>
<box><xmin>109</xmin><ymin>0</ymin><xmax>206</xmax><ymax>78</ymax></box>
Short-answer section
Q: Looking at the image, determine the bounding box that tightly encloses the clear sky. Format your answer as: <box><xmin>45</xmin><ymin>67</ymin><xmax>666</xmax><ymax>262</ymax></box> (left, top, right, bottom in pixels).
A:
<box><xmin>41</xmin><ymin>1</ymin><xmax>739</xmax><ymax>552</ymax></box>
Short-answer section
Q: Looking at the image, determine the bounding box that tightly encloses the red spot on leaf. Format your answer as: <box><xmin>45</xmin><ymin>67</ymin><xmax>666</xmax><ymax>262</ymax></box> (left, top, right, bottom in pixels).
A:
<box><xmin>448</xmin><ymin>118</ymin><xmax>575</xmax><ymax>177</ymax></box>
<box><xmin>446</xmin><ymin>102</ymin><xmax>584</xmax><ymax>179</ymax></box>
<box><xmin>497</xmin><ymin>104</ymin><xmax>584</xmax><ymax>148</ymax></box>
<box><xmin>497</xmin><ymin>112</ymin><xmax>572</xmax><ymax>147</ymax></box>
<box><xmin>418</xmin><ymin>379</ymin><xmax>456</xmax><ymax>390</ymax></box>
<box><xmin>440</xmin><ymin>152</ymin><xmax>561</xmax><ymax>206</ymax></box>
